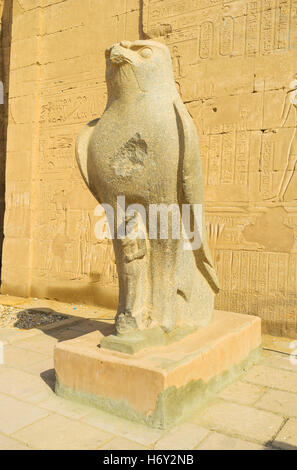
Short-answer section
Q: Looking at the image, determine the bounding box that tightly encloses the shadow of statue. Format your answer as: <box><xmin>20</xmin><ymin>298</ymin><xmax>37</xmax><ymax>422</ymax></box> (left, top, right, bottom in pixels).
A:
<box><xmin>266</xmin><ymin>440</ymin><xmax>297</xmax><ymax>450</ymax></box>
<box><xmin>12</xmin><ymin>306</ymin><xmax>115</xmax><ymax>393</ymax></box>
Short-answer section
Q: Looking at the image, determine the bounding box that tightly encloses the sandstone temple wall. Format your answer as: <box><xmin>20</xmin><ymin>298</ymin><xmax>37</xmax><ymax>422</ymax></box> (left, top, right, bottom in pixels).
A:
<box><xmin>0</xmin><ymin>0</ymin><xmax>12</xmax><ymax>278</ymax></box>
<box><xmin>1</xmin><ymin>0</ymin><xmax>297</xmax><ymax>337</ymax></box>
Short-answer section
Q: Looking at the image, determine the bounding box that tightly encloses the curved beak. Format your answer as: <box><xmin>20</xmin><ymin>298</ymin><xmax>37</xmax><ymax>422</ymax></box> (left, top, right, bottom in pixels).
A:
<box><xmin>106</xmin><ymin>43</ymin><xmax>134</xmax><ymax>65</ymax></box>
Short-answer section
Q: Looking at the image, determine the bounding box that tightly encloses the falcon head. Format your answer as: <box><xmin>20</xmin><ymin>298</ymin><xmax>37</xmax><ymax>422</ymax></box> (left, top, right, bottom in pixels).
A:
<box><xmin>105</xmin><ymin>40</ymin><xmax>177</xmax><ymax>98</ymax></box>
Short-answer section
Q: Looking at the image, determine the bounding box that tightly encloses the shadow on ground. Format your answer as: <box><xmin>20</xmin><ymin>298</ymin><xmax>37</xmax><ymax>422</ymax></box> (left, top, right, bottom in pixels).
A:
<box><xmin>41</xmin><ymin>369</ymin><xmax>56</xmax><ymax>392</ymax></box>
<box><xmin>13</xmin><ymin>307</ymin><xmax>116</xmax><ymax>341</ymax></box>
<box><xmin>12</xmin><ymin>307</ymin><xmax>116</xmax><ymax>395</ymax></box>
<box><xmin>266</xmin><ymin>441</ymin><xmax>297</xmax><ymax>450</ymax></box>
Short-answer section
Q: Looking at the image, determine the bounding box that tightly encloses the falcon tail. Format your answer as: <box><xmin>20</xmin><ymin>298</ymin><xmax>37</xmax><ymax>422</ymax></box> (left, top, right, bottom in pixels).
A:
<box><xmin>75</xmin><ymin>118</ymin><xmax>99</xmax><ymax>190</ymax></box>
<box><xmin>174</xmin><ymin>97</ymin><xmax>220</xmax><ymax>294</ymax></box>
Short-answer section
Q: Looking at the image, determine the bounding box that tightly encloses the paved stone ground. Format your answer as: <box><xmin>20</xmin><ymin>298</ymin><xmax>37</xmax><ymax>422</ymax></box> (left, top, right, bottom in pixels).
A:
<box><xmin>0</xmin><ymin>295</ymin><xmax>296</xmax><ymax>450</ymax></box>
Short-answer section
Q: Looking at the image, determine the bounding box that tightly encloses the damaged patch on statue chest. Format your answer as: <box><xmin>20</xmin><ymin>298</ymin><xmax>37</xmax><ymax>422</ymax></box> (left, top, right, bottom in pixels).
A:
<box><xmin>111</xmin><ymin>133</ymin><xmax>148</xmax><ymax>177</ymax></box>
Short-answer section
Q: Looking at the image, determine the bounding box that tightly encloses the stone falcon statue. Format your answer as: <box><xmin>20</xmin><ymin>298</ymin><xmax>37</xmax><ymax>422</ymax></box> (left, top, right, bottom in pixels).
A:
<box><xmin>76</xmin><ymin>40</ymin><xmax>219</xmax><ymax>346</ymax></box>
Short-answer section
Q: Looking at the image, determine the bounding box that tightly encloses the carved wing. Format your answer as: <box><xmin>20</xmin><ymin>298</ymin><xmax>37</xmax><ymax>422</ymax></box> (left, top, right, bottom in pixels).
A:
<box><xmin>75</xmin><ymin>118</ymin><xmax>99</xmax><ymax>195</ymax></box>
<box><xmin>174</xmin><ymin>97</ymin><xmax>220</xmax><ymax>294</ymax></box>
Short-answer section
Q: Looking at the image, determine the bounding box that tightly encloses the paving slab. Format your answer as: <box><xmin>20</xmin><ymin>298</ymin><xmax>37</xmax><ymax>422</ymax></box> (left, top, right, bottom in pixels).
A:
<box><xmin>193</xmin><ymin>400</ymin><xmax>284</xmax><ymax>443</ymax></box>
<box><xmin>99</xmin><ymin>437</ymin><xmax>149</xmax><ymax>450</ymax></box>
<box><xmin>244</xmin><ymin>365</ymin><xmax>297</xmax><ymax>393</ymax></box>
<box><xmin>219</xmin><ymin>381</ymin><xmax>264</xmax><ymax>405</ymax></box>
<box><xmin>82</xmin><ymin>409</ymin><xmax>164</xmax><ymax>447</ymax></box>
<box><xmin>0</xmin><ymin>329</ymin><xmax>36</xmax><ymax>345</ymax></box>
<box><xmin>13</xmin><ymin>414</ymin><xmax>113</xmax><ymax>450</ymax></box>
<box><xmin>256</xmin><ymin>390</ymin><xmax>297</xmax><ymax>418</ymax></box>
<box><xmin>67</xmin><ymin>320</ymin><xmax>114</xmax><ymax>335</ymax></box>
<box><xmin>262</xmin><ymin>352</ymin><xmax>297</xmax><ymax>373</ymax></box>
<box><xmin>0</xmin><ymin>307</ymin><xmax>295</xmax><ymax>451</ymax></box>
<box><xmin>273</xmin><ymin>419</ymin><xmax>297</xmax><ymax>449</ymax></box>
<box><xmin>21</xmin><ymin>357</ymin><xmax>54</xmax><ymax>376</ymax></box>
<box><xmin>0</xmin><ymin>368</ymin><xmax>52</xmax><ymax>404</ymax></box>
<box><xmin>15</xmin><ymin>335</ymin><xmax>58</xmax><ymax>355</ymax></box>
<box><xmin>154</xmin><ymin>424</ymin><xmax>209</xmax><ymax>450</ymax></box>
<box><xmin>2</xmin><ymin>345</ymin><xmax>48</xmax><ymax>369</ymax></box>
<box><xmin>0</xmin><ymin>433</ymin><xmax>32</xmax><ymax>450</ymax></box>
<box><xmin>196</xmin><ymin>432</ymin><xmax>267</xmax><ymax>450</ymax></box>
<box><xmin>38</xmin><ymin>394</ymin><xmax>92</xmax><ymax>420</ymax></box>
<box><xmin>0</xmin><ymin>393</ymin><xmax>48</xmax><ymax>435</ymax></box>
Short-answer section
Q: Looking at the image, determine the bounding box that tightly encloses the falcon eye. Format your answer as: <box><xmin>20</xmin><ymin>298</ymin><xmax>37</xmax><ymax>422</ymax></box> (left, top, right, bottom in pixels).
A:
<box><xmin>140</xmin><ymin>48</ymin><xmax>153</xmax><ymax>59</ymax></box>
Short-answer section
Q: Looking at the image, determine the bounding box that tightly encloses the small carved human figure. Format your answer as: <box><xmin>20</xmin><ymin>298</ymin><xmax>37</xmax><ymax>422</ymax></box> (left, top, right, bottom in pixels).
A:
<box><xmin>76</xmin><ymin>40</ymin><xmax>219</xmax><ymax>338</ymax></box>
<box><xmin>172</xmin><ymin>45</ymin><xmax>184</xmax><ymax>79</ymax></box>
<box><xmin>268</xmin><ymin>76</ymin><xmax>297</xmax><ymax>202</ymax></box>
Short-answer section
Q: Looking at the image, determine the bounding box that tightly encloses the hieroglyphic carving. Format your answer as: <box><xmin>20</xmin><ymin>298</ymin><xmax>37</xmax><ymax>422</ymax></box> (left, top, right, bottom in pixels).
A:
<box><xmin>276</xmin><ymin>0</ymin><xmax>290</xmax><ymax>49</ymax></box>
<box><xmin>207</xmin><ymin>134</ymin><xmax>221</xmax><ymax>186</ymax></box>
<box><xmin>206</xmin><ymin>219</ymin><xmax>225</xmax><ymax>261</ymax></box>
<box><xmin>40</xmin><ymin>134</ymin><xmax>74</xmax><ymax>172</ymax></box>
<box><xmin>199</xmin><ymin>21</ymin><xmax>213</xmax><ymax>59</ymax></box>
<box><xmin>171</xmin><ymin>45</ymin><xmax>184</xmax><ymax>78</ymax></box>
<box><xmin>220</xmin><ymin>16</ymin><xmax>234</xmax><ymax>56</ymax></box>
<box><xmin>35</xmin><ymin>77</ymin><xmax>117</xmax><ymax>288</ymax></box>
<box><xmin>142</xmin><ymin>0</ymin><xmax>297</xmax><ymax>336</ymax></box>
<box><xmin>246</xmin><ymin>1</ymin><xmax>260</xmax><ymax>55</ymax></box>
<box><xmin>260</xmin><ymin>134</ymin><xmax>275</xmax><ymax>198</ymax></box>
<box><xmin>285</xmin><ymin>216</ymin><xmax>297</xmax><ymax>252</ymax></box>
<box><xmin>216</xmin><ymin>250</ymin><xmax>297</xmax><ymax>315</ymax></box>
<box><xmin>40</xmin><ymin>91</ymin><xmax>106</xmax><ymax>128</ymax></box>
<box><xmin>4</xmin><ymin>0</ymin><xmax>297</xmax><ymax>336</ymax></box>
<box><xmin>201</xmin><ymin>129</ymin><xmax>250</xmax><ymax>187</ymax></box>
<box><xmin>206</xmin><ymin>213</ymin><xmax>263</xmax><ymax>250</ymax></box>
<box><xmin>235</xmin><ymin>131</ymin><xmax>250</xmax><ymax>186</ymax></box>
<box><xmin>265</xmin><ymin>79</ymin><xmax>297</xmax><ymax>202</ymax></box>
<box><xmin>261</xmin><ymin>0</ymin><xmax>276</xmax><ymax>54</ymax></box>
<box><xmin>221</xmin><ymin>132</ymin><xmax>235</xmax><ymax>184</ymax></box>
<box><xmin>34</xmin><ymin>184</ymin><xmax>118</xmax><ymax>285</ymax></box>
<box><xmin>291</xmin><ymin>0</ymin><xmax>297</xmax><ymax>47</ymax></box>
<box><xmin>143</xmin><ymin>0</ymin><xmax>297</xmax><ymax>60</ymax></box>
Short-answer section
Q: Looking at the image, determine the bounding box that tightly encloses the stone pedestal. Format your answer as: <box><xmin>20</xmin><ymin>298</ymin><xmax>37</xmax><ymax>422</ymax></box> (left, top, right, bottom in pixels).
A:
<box><xmin>54</xmin><ymin>311</ymin><xmax>261</xmax><ymax>429</ymax></box>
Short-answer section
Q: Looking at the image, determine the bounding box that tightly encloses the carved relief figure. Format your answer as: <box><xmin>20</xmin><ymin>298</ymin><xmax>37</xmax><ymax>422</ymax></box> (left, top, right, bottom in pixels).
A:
<box><xmin>172</xmin><ymin>45</ymin><xmax>184</xmax><ymax>79</ymax></box>
<box><xmin>268</xmin><ymin>77</ymin><xmax>297</xmax><ymax>202</ymax></box>
<box><xmin>76</xmin><ymin>40</ymin><xmax>219</xmax><ymax>341</ymax></box>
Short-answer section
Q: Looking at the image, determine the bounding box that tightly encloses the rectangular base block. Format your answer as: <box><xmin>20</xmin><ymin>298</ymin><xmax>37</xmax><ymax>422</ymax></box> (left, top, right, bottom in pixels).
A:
<box><xmin>54</xmin><ymin>311</ymin><xmax>262</xmax><ymax>429</ymax></box>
